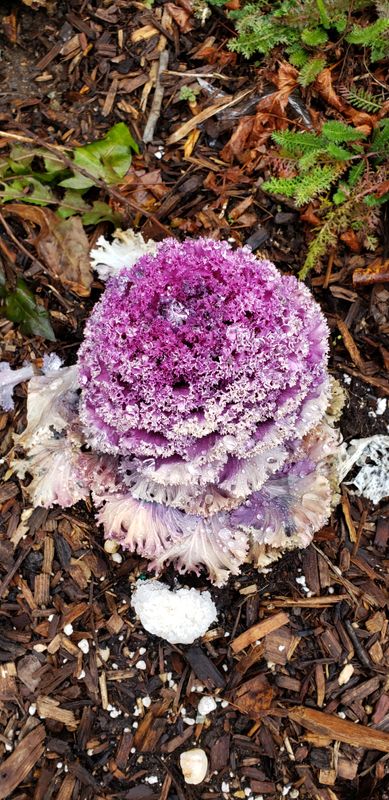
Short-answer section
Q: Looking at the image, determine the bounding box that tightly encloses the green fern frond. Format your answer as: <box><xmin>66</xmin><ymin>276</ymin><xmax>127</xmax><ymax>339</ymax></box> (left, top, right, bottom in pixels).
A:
<box><xmin>298</xmin><ymin>148</ymin><xmax>328</xmax><ymax>170</ymax></box>
<box><xmin>294</xmin><ymin>164</ymin><xmax>341</xmax><ymax>205</ymax></box>
<box><xmin>261</xmin><ymin>176</ymin><xmax>299</xmax><ymax>197</ymax></box>
<box><xmin>322</xmin><ymin>120</ymin><xmax>367</xmax><ymax>143</ymax></box>
<box><xmin>229</xmin><ymin>12</ymin><xmax>291</xmax><ymax>56</ymax></box>
<box><xmin>326</xmin><ymin>143</ymin><xmax>356</xmax><ymax>160</ymax></box>
<box><xmin>341</xmin><ymin>86</ymin><xmax>382</xmax><ymax>113</ymax></box>
<box><xmin>346</xmin><ymin>18</ymin><xmax>389</xmax><ymax>60</ymax></box>
<box><xmin>287</xmin><ymin>43</ymin><xmax>310</xmax><ymax>66</ymax></box>
<box><xmin>272</xmin><ymin>129</ymin><xmax>325</xmax><ymax>155</ymax></box>
<box><xmin>298</xmin><ymin>56</ymin><xmax>326</xmax><ymax>86</ymax></box>
<box><xmin>348</xmin><ymin>161</ymin><xmax>366</xmax><ymax>186</ymax></box>
<box><xmin>301</xmin><ymin>27</ymin><xmax>328</xmax><ymax>45</ymax></box>
<box><xmin>372</xmin><ymin>118</ymin><xmax>389</xmax><ymax>155</ymax></box>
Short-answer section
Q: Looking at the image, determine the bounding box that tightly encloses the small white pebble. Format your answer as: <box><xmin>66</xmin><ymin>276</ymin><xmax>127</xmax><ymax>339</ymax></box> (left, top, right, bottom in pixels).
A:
<box><xmin>221</xmin><ymin>782</ymin><xmax>230</xmax><ymax>793</ymax></box>
<box><xmin>338</xmin><ymin>711</ymin><xmax>346</xmax><ymax>719</ymax></box>
<box><xmin>245</xmin><ymin>789</ymin><xmax>252</xmax><ymax>797</ymax></box>
<box><xmin>48</xmin><ymin>614</ymin><xmax>54</xmax><ymax>622</ymax></box>
<box><xmin>111</xmin><ymin>552</ymin><xmax>122</xmax><ymax>564</ymax></box>
<box><xmin>78</xmin><ymin>639</ymin><xmax>89</xmax><ymax>654</ymax></box>
<box><xmin>221</xmin><ymin>700</ymin><xmax>229</xmax><ymax>708</ymax></box>
<box><xmin>78</xmin><ymin>670</ymin><xmax>86</xmax><ymax>680</ymax></box>
<box><xmin>63</xmin><ymin>623</ymin><xmax>73</xmax><ymax>636</ymax></box>
<box><xmin>56</xmin><ymin>762</ymin><xmax>63</xmax><ymax>769</ymax></box>
<box><xmin>278</xmin><ymin>645</ymin><xmax>286</xmax><ymax>652</ymax></box>
<box><xmin>290</xmin><ymin>790</ymin><xmax>299</xmax><ymax>799</ymax></box>
<box><xmin>282</xmin><ymin>786</ymin><xmax>292</xmax><ymax>796</ymax></box>
<box><xmin>104</xmin><ymin>539</ymin><xmax>119</xmax><ymax>554</ymax></box>
<box><xmin>328</xmin><ymin>586</ymin><xmax>335</xmax><ymax>594</ymax></box>
<box><xmin>5</xmin><ymin>743</ymin><xmax>12</xmax><ymax>752</ymax></box>
<box><xmin>376</xmin><ymin>398</ymin><xmax>387</xmax><ymax>415</ymax></box>
<box><xmin>130</xmin><ymin>747</ymin><xmax>136</xmax><ymax>753</ymax></box>
<box><xmin>183</xmin><ymin>717</ymin><xmax>196</xmax><ymax>725</ymax></box>
<box><xmin>87</xmin><ymin>749</ymin><xmax>94</xmax><ymax>756</ymax></box>
<box><xmin>28</xmin><ymin>703</ymin><xmax>37</xmax><ymax>716</ymax></box>
<box><xmin>133</xmin><ymin>721</ymin><xmax>138</xmax><ymax>728</ymax></box>
<box><xmin>338</xmin><ymin>664</ymin><xmax>354</xmax><ymax>686</ymax></box>
<box><xmin>198</xmin><ymin>696</ymin><xmax>217</xmax><ymax>716</ymax></box>
<box><xmin>180</xmin><ymin>748</ymin><xmax>208</xmax><ymax>785</ymax></box>
<box><xmin>145</xmin><ymin>776</ymin><xmax>159</xmax><ymax>785</ymax></box>
<box><xmin>138</xmin><ymin>647</ymin><xmax>146</xmax><ymax>655</ymax></box>
<box><xmin>142</xmin><ymin>696</ymin><xmax>151</xmax><ymax>708</ymax></box>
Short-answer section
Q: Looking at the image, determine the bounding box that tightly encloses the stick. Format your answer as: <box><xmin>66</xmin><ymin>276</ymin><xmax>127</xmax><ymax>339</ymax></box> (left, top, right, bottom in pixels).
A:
<box><xmin>143</xmin><ymin>50</ymin><xmax>170</xmax><ymax>144</ymax></box>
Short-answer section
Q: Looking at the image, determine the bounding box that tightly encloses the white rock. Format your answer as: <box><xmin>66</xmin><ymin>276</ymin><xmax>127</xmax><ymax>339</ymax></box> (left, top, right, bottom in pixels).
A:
<box><xmin>78</xmin><ymin>638</ymin><xmax>89</xmax><ymax>654</ymax></box>
<box><xmin>63</xmin><ymin>623</ymin><xmax>73</xmax><ymax>636</ymax></box>
<box><xmin>338</xmin><ymin>664</ymin><xmax>354</xmax><ymax>686</ymax></box>
<box><xmin>104</xmin><ymin>539</ymin><xmax>119</xmax><ymax>554</ymax></box>
<box><xmin>198</xmin><ymin>696</ymin><xmax>217</xmax><ymax>716</ymax></box>
<box><xmin>136</xmin><ymin>660</ymin><xmax>147</xmax><ymax>670</ymax></box>
<box><xmin>180</xmin><ymin>748</ymin><xmax>208</xmax><ymax>785</ymax></box>
<box><xmin>131</xmin><ymin>580</ymin><xmax>217</xmax><ymax>645</ymax></box>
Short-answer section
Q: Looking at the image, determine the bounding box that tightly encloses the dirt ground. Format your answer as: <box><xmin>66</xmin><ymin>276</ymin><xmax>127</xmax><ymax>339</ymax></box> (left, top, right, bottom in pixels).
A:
<box><xmin>0</xmin><ymin>2</ymin><xmax>388</xmax><ymax>799</ymax></box>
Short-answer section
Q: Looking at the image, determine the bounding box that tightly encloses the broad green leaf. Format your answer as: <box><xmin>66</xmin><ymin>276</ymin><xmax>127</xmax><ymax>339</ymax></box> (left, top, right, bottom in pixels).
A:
<box><xmin>0</xmin><ymin>177</ymin><xmax>54</xmax><ymax>205</ymax></box>
<box><xmin>8</xmin><ymin>144</ymin><xmax>35</xmax><ymax>175</ymax></box>
<box><xmin>35</xmin><ymin>147</ymin><xmax>66</xmax><ymax>174</ymax></box>
<box><xmin>3</xmin><ymin>279</ymin><xmax>56</xmax><ymax>340</ymax></box>
<box><xmin>57</xmin><ymin>189</ymin><xmax>91</xmax><ymax>219</ymax></box>
<box><xmin>82</xmin><ymin>200</ymin><xmax>122</xmax><ymax>226</ymax></box>
<box><xmin>60</xmin><ymin>122</ymin><xmax>138</xmax><ymax>189</ymax></box>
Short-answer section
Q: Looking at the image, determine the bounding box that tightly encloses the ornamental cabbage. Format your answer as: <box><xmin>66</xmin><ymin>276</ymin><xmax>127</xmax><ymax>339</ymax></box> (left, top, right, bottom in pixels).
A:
<box><xmin>13</xmin><ymin>236</ymin><xmax>341</xmax><ymax>585</ymax></box>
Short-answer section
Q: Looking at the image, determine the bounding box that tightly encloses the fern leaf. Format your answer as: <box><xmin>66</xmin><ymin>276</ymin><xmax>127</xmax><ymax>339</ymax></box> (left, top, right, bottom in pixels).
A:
<box><xmin>261</xmin><ymin>176</ymin><xmax>299</xmax><ymax>197</ymax></box>
<box><xmin>294</xmin><ymin>165</ymin><xmax>341</xmax><ymax>205</ymax></box>
<box><xmin>326</xmin><ymin>143</ymin><xmax>355</xmax><ymax>160</ymax></box>
<box><xmin>288</xmin><ymin>44</ymin><xmax>310</xmax><ymax>67</ymax></box>
<box><xmin>322</xmin><ymin>120</ymin><xmax>367</xmax><ymax>143</ymax></box>
<box><xmin>298</xmin><ymin>148</ymin><xmax>328</xmax><ymax>170</ymax></box>
<box><xmin>346</xmin><ymin>19</ymin><xmax>389</xmax><ymax>61</ymax></box>
<box><xmin>228</xmin><ymin>12</ymin><xmax>291</xmax><ymax>57</ymax></box>
<box><xmin>348</xmin><ymin>161</ymin><xmax>365</xmax><ymax>187</ymax></box>
<box><xmin>301</xmin><ymin>27</ymin><xmax>328</xmax><ymax>45</ymax></box>
<box><xmin>340</xmin><ymin>86</ymin><xmax>382</xmax><ymax>113</ymax></box>
<box><xmin>298</xmin><ymin>56</ymin><xmax>326</xmax><ymax>86</ymax></box>
<box><xmin>372</xmin><ymin>119</ymin><xmax>389</xmax><ymax>155</ymax></box>
<box><xmin>272</xmin><ymin>129</ymin><xmax>324</xmax><ymax>155</ymax></box>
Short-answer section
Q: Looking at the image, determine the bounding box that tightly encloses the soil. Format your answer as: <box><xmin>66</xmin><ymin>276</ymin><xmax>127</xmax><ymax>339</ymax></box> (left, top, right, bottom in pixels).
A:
<box><xmin>0</xmin><ymin>3</ymin><xmax>388</xmax><ymax>800</ymax></box>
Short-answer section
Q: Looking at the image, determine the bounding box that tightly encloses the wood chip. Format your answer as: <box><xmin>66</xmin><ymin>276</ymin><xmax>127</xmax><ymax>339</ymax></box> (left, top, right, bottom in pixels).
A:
<box><xmin>0</xmin><ymin>724</ymin><xmax>45</xmax><ymax>799</ymax></box>
<box><xmin>231</xmin><ymin>611</ymin><xmax>289</xmax><ymax>653</ymax></box>
<box><xmin>288</xmin><ymin>706</ymin><xmax>389</xmax><ymax>752</ymax></box>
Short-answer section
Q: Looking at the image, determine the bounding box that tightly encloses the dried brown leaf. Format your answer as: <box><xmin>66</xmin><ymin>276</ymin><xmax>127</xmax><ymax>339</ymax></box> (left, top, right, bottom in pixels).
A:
<box><xmin>2</xmin><ymin>205</ymin><xmax>92</xmax><ymax>296</ymax></box>
<box><xmin>228</xmin><ymin>673</ymin><xmax>274</xmax><ymax>718</ymax></box>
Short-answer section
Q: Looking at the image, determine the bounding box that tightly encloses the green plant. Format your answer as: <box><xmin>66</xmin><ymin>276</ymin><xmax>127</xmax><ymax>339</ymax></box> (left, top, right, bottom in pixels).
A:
<box><xmin>210</xmin><ymin>0</ymin><xmax>388</xmax><ymax>79</ymax></box>
<box><xmin>262</xmin><ymin>119</ymin><xmax>389</xmax><ymax>277</ymax></box>
<box><xmin>0</xmin><ymin>123</ymin><xmax>137</xmax><ymax>224</ymax></box>
<box><xmin>179</xmin><ymin>85</ymin><xmax>201</xmax><ymax>103</ymax></box>
<box><xmin>0</xmin><ymin>270</ymin><xmax>55</xmax><ymax>340</ymax></box>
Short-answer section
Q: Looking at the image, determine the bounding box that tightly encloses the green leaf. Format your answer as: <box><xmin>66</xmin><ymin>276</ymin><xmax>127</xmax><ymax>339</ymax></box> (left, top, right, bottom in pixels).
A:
<box><xmin>332</xmin><ymin>189</ymin><xmax>347</xmax><ymax>204</ymax></box>
<box><xmin>8</xmin><ymin>144</ymin><xmax>35</xmax><ymax>175</ymax></box>
<box><xmin>298</xmin><ymin>56</ymin><xmax>326</xmax><ymax>87</ymax></box>
<box><xmin>348</xmin><ymin>161</ymin><xmax>365</xmax><ymax>186</ymax></box>
<box><xmin>81</xmin><ymin>201</ymin><xmax>122</xmax><ymax>226</ymax></box>
<box><xmin>0</xmin><ymin>177</ymin><xmax>55</xmax><ymax>205</ymax></box>
<box><xmin>3</xmin><ymin>279</ymin><xmax>56</xmax><ymax>340</ymax></box>
<box><xmin>326</xmin><ymin>142</ymin><xmax>355</xmax><ymax>160</ymax></box>
<box><xmin>57</xmin><ymin>189</ymin><xmax>91</xmax><ymax>219</ymax></box>
<box><xmin>301</xmin><ymin>27</ymin><xmax>328</xmax><ymax>46</ymax></box>
<box><xmin>35</xmin><ymin>148</ymin><xmax>66</xmax><ymax>175</ymax></box>
<box><xmin>322</xmin><ymin>120</ymin><xmax>367</xmax><ymax>143</ymax></box>
<box><xmin>60</xmin><ymin>122</ymin><xmax>138</xmax><ymax>189</ymax></box>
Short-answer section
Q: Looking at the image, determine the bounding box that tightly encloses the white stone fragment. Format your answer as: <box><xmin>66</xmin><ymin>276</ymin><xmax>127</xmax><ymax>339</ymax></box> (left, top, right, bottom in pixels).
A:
<box><xmin>136</xmin><ymin>660</ymin><xmax>147</xmax><ymax>670</ymax></box>
<box><xmin>131</xmin><ymin>580</ymin><xmax>217</xmax><ymax>645</ymax></box>
<box><xmin>338</xmin><ymin>664</ymin><xmax>354</xmax><ymax>686</ymax></box>
<box><xmin>111</xmin><ymin>552</ymin><xmax>123</xmax><ymax>564</ymax></box>
<box><xmin>28</xmin><ymin>704</ymin><xmax>37</xmax><ymax>716</ymax></box>
<box><xmin>104</xmin><ymin>539</ymin><xmax>119</xmax><ymax>554</ymax></box>
<box><xmin>180</xmin><ymin>748</ymin><xmax>208</xmax><ymax>785</ymax></box>
<box><xmin>78</xmin><ymin>638</ymin><xmax>89</xmax><ymax>654</ymax></box>
<box><xmin>63</xmin><ymin>623</ymin><xmax>73</xmax><ymax>636</ymax></box>
<box><xmin>198</xmin><ymin>696</ymin><xmax>217</xmax><ymax>716</ymax></box>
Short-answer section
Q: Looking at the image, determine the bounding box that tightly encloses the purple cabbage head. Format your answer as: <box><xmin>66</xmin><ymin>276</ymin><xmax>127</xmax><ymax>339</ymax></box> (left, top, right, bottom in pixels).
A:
<box><xmin>14</xmin><ymin>237</ymin><xmax>340</xmax><ymax>585</ymax></box>
<box><xmin>75</xmin><ymin>238</ymin><xmax>336</xmax><ymax>583</ymax></box>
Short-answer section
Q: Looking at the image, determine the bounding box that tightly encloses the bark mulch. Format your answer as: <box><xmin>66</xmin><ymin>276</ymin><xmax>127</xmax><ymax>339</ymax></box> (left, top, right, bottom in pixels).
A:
<box><xmin>0</xmin><ymin>2</ymin><xmax>388</xmax><ymax>799</ymax></box>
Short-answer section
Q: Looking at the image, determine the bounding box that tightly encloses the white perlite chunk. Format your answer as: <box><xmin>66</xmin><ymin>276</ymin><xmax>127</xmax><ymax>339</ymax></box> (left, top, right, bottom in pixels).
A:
<box><xmin>180</xmin><ymin>748</ymin><xmax>208</xmax><ymax>785</ymax></box>
<box><xmin>338</xmin><ymin>435</ymin><xmax>389</xmax><ymax>504</ymax></box>
<box><xmin>90</xmin><ymin>229</ymin><xmax>157</xmax><ymax>282</ymax></box>
<box><xmin>131</xmin><ymin>580</ymin><xmax>217</xmax><ymax>644</ymax></box>
<box><xmin>198</xmin><ymin>696</ymin><xmax>217</xmax><ymax>716</ymax></box>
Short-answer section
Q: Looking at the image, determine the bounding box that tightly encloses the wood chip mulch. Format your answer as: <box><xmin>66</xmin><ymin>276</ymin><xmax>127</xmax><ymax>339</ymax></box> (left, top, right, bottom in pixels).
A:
<box><xmin>0</xmin><ymin>2</ymin><xmax>389</xmax><ymax>799</ymax></box>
